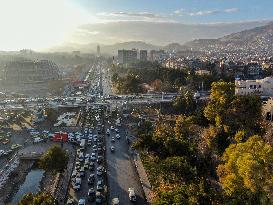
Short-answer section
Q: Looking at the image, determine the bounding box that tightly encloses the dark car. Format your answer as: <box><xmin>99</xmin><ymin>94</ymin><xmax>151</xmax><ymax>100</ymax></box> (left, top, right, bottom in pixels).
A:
<box><xmin>88</xmin><ymin>188</ymin><xmax>96</xmax><ymax>202</ymax></box>
<box><xmin>95</xmin><ymin>192</ymin><xmax>105</xmax><ymax>204</ymax></box>
<box><xmin>97</xmin><ymin>155</ymin><xmax>103</xmax><ymax>164</ymax></box>
<box><xmin>89</xmin><ymin>162</ymin><xmax>95</xmax><ymax>171</ymax></box>
<box><xmin>88</xmin><ymin>174</ymin><xmax>95</xmax><ymax>185</ymax></box>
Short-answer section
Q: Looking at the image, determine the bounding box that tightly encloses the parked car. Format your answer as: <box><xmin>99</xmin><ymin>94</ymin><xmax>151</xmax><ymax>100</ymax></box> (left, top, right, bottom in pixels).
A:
<box><xmin>110</xmin><ymin>146</ymin><xmax>115</xmax><ymax>152</ymax></box>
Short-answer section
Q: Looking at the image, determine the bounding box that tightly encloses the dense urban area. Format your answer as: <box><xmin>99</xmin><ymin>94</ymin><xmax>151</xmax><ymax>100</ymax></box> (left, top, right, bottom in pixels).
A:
<box><xmin>1</xmin><ymin>21</ymin><xmax>273</xmax><ymax>205</ymax></box>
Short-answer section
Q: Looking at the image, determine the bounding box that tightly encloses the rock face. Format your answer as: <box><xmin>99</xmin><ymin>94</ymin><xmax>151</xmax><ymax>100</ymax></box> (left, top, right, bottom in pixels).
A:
<box><xmin>184</xmin><ymin>22</ymin><xmax>273</xmax><ymax>55</ymax></box>
<box><xmin>3</xmin><ymin>59</ymin><xmax>59</xmax><ymax>84</ymax></box>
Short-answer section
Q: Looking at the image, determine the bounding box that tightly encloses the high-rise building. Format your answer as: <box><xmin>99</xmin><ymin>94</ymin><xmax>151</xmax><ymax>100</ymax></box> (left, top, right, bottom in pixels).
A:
<box><xmin>140</xmin><ymin>50</ymin><xmax>148</xmax><ymax>61</ymax></box>
<box><xmin>118</xmin><ymin>49</ymin><xmax>137</xmax><ymax>64</ymax></box>
<box><xmin>97</xmin><ymin>45</ymin><xmax>101</xmax><ymax>57</ymax></box>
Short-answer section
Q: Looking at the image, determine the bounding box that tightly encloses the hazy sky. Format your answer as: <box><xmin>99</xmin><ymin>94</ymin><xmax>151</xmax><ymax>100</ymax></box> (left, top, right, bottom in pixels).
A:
<box><xmin>0</xmin><ymin>0</ymin><xmax>273</xmax><ymax>50</ymax></box>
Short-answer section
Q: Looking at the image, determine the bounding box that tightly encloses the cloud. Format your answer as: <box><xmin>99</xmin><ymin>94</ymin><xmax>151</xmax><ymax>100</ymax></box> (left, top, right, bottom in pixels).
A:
<box><xmin>224</xmin><ymin>8</ymin><xmax>240</xmax><ymax>13</ymax></box>
<box><xmin>97</xmin><ymin>11</ymin><xmax>165</xmax><ymax>19</ymax></box>
<box><xmin>173</xmin><ymin>8</ymin><xmax>184</xmax><ymax>16</ymax></box>
<box><xmin>189</xmin><ymin>10</ymin><xmax>219</xmax><ymax>16</ymax></box>
<box><xmin>189</xmin><ymin>8</ymin><xmax>239</xmax><ymax>16</ymax></box>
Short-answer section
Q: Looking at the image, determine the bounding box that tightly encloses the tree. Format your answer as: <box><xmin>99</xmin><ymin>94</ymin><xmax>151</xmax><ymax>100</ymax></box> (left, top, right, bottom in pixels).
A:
<box><xmin>39</xmin><ymin>145</ymin><xmax>68</xmax><ymax>172</ymax></box>
<box><xmin>204</xmin><ymin>81</ymin><xmax>235</xmax><ymax>129</ymax></box>
<box><xmin>173</xmin><ymin>89</ymin><xmax>196</xmax><ymax>115</ymax></box>
<box><xmin>18</xmin><ymin>192</ymin><xmax>55</xmax><ymax>205</ymax></box>
<box><xmin>217</xmin><ymin>136</ymin><xmax>273</xmax><ymax>203</ymax></box>
<box><xmin>153</xmin><ymin>179</ymin><xmax>215</xmax><ymax>205</ymax></box>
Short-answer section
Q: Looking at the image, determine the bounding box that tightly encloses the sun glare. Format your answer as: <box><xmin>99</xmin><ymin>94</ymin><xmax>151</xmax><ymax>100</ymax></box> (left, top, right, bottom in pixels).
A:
<box><xmin>0</xmin><ymin>0</ymin><xmax>91</xmax><ymax>50</ymax></box>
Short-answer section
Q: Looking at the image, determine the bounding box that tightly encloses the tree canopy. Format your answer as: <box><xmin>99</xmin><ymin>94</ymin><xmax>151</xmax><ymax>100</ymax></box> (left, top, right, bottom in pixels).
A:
<box><xmin>38</xmin><ymin>145</ymin><xmax>68</xmax><ymax>172</ymax></box>
<box><xmin>217</xmin><ymin>135</ymin><xmax>273</xmax><ymax>203</ymax></box>
<box><xmin>18</xmin><ymin>192</ymin><xmax>55</xmax><ymax>205</ymax></box>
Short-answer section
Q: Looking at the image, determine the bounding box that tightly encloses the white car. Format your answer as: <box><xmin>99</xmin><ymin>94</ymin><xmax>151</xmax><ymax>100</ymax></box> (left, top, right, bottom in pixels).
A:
<box><xmin>110</xmin><ymin>146</ymin><xmax>115</xmax><ymax>152</ymax></box>
<box><xmin>116</xmin><ymin>134</ymin><xmax>120</xmax><ymax>139</ymax></box>
<box><xmin>78</xmin><ymin>199</ymin><xmax>85</xmax><ymax>205</ymax></box>
<box><xmin>33</xmin><ymin>137</ymin><xmax>43</xmax><ymax>143</ymax></box>
<box><xmin>110</xmin><ymin>126</ymin><xmax>114</xmax><ymax>130</ymax></box>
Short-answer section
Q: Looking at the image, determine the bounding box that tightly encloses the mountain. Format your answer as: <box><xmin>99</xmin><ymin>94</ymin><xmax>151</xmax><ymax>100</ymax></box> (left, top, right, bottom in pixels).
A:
<box><xmin>184</xmin><ymin>22</ymin><xmax>273</xmax><ymax>54</ymax></box>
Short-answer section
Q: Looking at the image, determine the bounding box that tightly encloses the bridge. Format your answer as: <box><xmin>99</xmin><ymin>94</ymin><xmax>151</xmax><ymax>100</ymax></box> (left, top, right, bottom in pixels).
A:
<box><xmin>19</xmin><ymin>152</ymin><xmax>43</xmax><ymax>160</ymax></box>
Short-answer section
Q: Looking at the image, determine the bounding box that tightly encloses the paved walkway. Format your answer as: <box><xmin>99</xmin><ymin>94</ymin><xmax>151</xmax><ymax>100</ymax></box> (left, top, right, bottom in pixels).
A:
<box><xmin>133</xmin><ymin>152</ymin><xmax>152</xmax><ymax>204</ymax></box>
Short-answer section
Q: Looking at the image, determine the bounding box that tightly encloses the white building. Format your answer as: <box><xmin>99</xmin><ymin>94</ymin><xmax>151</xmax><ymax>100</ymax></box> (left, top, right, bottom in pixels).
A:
<box><xmin>235</xmin><ymin>77</ymin><xmax>273</xmax><ymax>96</ymax></box>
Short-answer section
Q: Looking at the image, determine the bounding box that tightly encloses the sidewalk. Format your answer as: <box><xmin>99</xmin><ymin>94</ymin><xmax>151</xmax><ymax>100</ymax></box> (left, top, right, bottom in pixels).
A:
<box><xmin>133</xmin><ymin>152</ymin><xmax>152</xmax><ymax>204</ymax></box>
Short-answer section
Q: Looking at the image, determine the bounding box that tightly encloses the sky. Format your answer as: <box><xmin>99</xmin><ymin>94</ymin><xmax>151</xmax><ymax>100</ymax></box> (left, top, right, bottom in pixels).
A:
<box><xmin>0</xmin><ymin>0</ymin><xmax>273</xmax><ymax>51</ymax></box>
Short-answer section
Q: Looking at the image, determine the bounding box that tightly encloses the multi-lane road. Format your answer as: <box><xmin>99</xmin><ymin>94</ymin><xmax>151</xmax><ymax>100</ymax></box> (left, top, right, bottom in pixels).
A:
<box><xmin>105</xmin><ymin>122</ymin><xmax>146</xmax><ymax>205</ymax></box>
<box><xmin>67</xmin><ymin>61</ymin><xmax>147</xmax><ymax>204</ymax></box>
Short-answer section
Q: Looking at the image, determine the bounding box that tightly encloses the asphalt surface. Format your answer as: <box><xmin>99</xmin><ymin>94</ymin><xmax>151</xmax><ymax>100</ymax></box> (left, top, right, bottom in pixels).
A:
<box><xmin>105</xmin><ymin>122</ymin><xmax>147</xmax><ymax>205</ymax></box>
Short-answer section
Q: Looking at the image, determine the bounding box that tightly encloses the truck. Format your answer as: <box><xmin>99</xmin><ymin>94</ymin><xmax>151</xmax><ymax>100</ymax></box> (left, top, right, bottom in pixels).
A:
<box><xmin>52</xmin><ymin>132</ymin><xmax>68</xmax><ymax>142</ymax></box>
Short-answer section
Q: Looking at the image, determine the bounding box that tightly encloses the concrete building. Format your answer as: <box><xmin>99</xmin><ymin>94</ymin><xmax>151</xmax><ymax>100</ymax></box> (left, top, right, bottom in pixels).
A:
<box><xmin>235</xmin><ymin>76</ymin><xmax>273</xmax><ymax>96</ymax></box>
<box><xmin>118</xmin><ymin>49</ymin><xmax>137</xmax><ymax>64</ymax></box>
<box><xmin>3</xmin><ymin>59</ymin><xmax>59</xmax><ymax>84</ymax></box>
<box><xmin>139</xmin><ymin>50</ymin><xmax>148</xmax><ymax>61</ymax></box>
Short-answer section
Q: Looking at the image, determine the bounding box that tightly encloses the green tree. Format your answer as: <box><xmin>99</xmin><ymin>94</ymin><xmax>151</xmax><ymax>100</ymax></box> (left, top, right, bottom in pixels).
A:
<box><xmin>173</xmin><ymin>89</ymin><xmax>196</xmax><ymax>115</ymax></box>
<box><xmin>204</xmin><ymin>81</ymin><xmax>235</xmax><ymax>129</ymax></box>
<box><xmin>217</xmin><ymin>136</ymin><xmax>273</xmax><ymax>203</ymax></box>
<box><xmin>39</xmin><ymin>145</ymin><xmax>68</xmax><ymax>172</ymax></box>
<box><xmin>18</xmin><ymin>192</ymin><xmax>55</xmax><ymax>205</ymax></box>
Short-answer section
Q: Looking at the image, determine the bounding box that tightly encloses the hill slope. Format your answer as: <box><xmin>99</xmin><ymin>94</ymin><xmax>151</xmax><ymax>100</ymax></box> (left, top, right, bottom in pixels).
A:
<box><xmin>184</xmin><ymin>22</ymin><xmax>273</xmax><ymax>54</ymax></box>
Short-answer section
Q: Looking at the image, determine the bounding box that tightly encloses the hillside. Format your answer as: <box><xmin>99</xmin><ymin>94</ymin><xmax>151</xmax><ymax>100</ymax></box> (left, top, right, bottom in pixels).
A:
<box><xmin>184</xmin><ymin>22</ymin><xmax>273</xmax><ymax>54</ymax></box>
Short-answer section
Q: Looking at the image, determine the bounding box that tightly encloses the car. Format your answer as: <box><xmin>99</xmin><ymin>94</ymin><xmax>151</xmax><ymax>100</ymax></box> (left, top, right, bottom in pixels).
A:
<box><xmin>128</xmin><ymin>188</ymin><xmax>137</xmax><ymax>202</ymax></box>
<box><xmin>93</xmin><ymin>145</ymin><xmax>97</xmax><ymax>151</ymax></box>
<box><xmin>33</xmin><ymin>137</ymin><xmax>43</xmax><ymax>143</ymax></box>
<box><xmin>96</xmin><ymin>166</ymin><xmax>104</xmax><ymax>176</ymax></box>
<box><xmin>85</xmin><ymin>154</ymin><xmax>90</xmax><ymax>160</ymax></box>
<box><xmin>88</xmin><ymin>188</ymin><xmax>96</xmax><ymax>202</ymax></box>
<box><xmin>78</xmin><ymin>199</ymin><xmax>85</xmax><ymax>205</ymax></box>
<box><xmin>97</xmin><ymin>147</ymin><xmax>103</xmax><ymax>154</ymax></box>
<box><xmin>112</xmin><ymin>198</ymin><xmax>119</xmax><ymax>205</ymax></box>
<box><xmin>115</xmin><ymin>128</ymin><xmax>119</xmax><ymax>133</ymax></box>
<box><xmin>97</xmin><ymin>155</ymin><xmax>103</xmax><ymax>164</ymax></box>
<box><xmin>88</xmin><ymin>174</ymin><xmax>95</xmax><ymax>185</ymax></box>
<box><xmin>106</xmin><ymin>129</ymin><xmax>110</xmax><ymax>135</ymax></box>
<box><xmin>110</xmin><ymin>146</ymin><xmax>115</xmax><ymax>152</ymax></box>
<box><xmin>96</xmin><ymin>180</ymin><xmax>104</xmax><ymax>192</ymax></box>
<box><xmin>84</xmin><ymin>162</ymin><xmax>89</xmax><ymax>170</ymax></box>
<box><xmin>95</xmin><ymin>192</ymin><xmax>105</xmax><ymax>205</ymax></box>
<box><xmin>110</xmin><ymin>126</ymin><xmax>114</xmax><ymax>130</ymax></box>
<box><xmin>73</xmin><ymin>178</ymin><xmax>81</xmax><ymax>190</ymax></box>
<box><xmin>111</xmin><ymin>137</ymin><xmax>115</xmax><ymax>142</ymax></box>
<box><xmin>90</xmin><ymin>153</ymin><xmax>96</xmax><ymax>161</ymax></box>
<box><xmin>116</xmin><ymin>134</ymin><xmax>120</xmax><ymax>139</ymax></box>
<box><xmin>80</xmin><ymin>167</ymin><xmax>85</xmax><ymax>177</ymax></box>
<box><xmin>66</xmin><ymin>198</ymin><xmax>76</xmax><ymax>205</ymax></box>
<box><xmin>89</xmin><ymin>162</ymin><xmax>95</xmax><ymax>171</ymax></box>
<box><xmin>87</xmin><ymin>140</ymin><xmax>92</xmax><ymax>146</ymax></box>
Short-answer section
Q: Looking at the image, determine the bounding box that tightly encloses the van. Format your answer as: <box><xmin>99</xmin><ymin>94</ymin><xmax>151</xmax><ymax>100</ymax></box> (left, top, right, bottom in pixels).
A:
<box><xmin>128</xmin><ymin>188</ymin><xmax>136</xmax><ymax>202</ymax></box>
